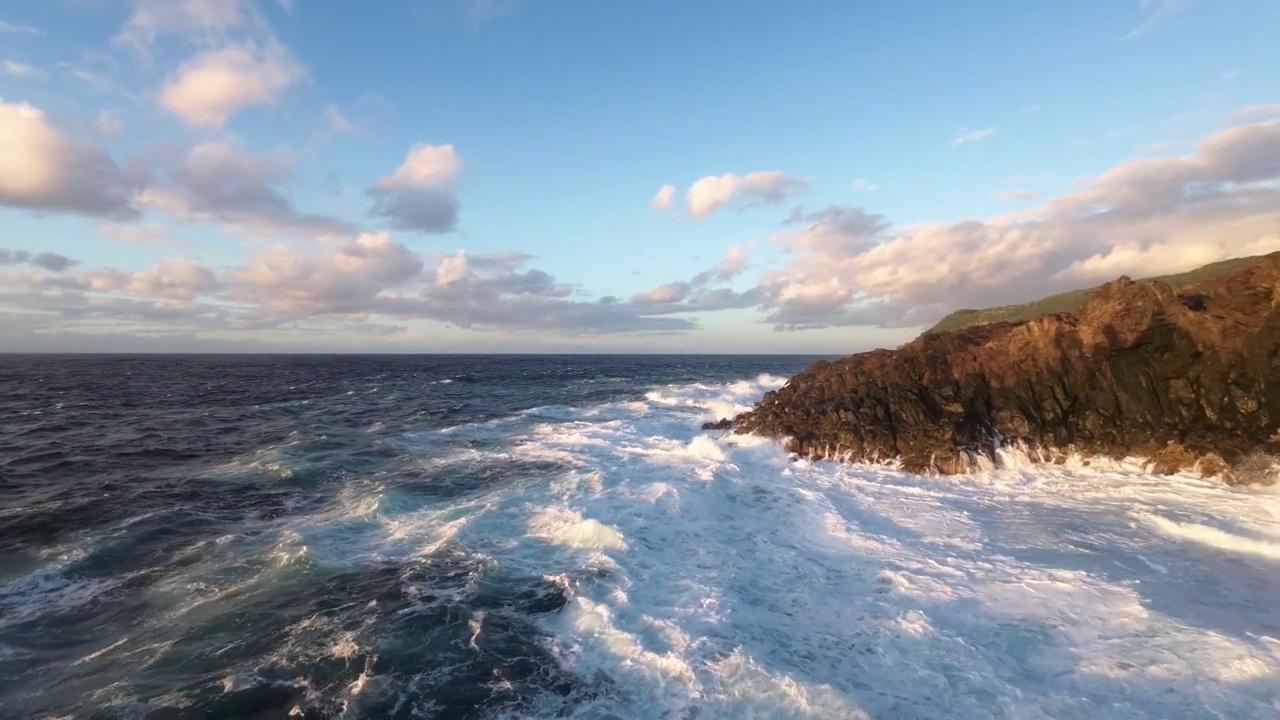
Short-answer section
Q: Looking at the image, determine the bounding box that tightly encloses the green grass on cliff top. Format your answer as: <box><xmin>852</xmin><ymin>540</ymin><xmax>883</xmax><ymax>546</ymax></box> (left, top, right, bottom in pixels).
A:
<box><xmin>922</xmin><ymin>255</ymin><xmax>1260</xmax><ymax>336</ymax></box>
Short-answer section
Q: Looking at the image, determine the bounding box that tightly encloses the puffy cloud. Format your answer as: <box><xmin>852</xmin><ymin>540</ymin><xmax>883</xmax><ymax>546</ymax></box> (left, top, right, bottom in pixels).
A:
<box><xmin>852</xmin><ymin>178</ymin><xmax>878</xmax><ymax>191</ymax></box>
<box><xmin>115</xmin><ymin>0</ymin><xmax>249</xmax><ymax>50</ymax></box>
<box><xmin>385</xmin><ymin>252</ymin><xmax>693</xmax><ymax>333</ymax></box>
<box><xmin>633</xmin><ymin>242</ymin><xmax>762</xmax><ymax>313</ymax></box>
<box><xmin>160</xmin><ymin>42</ymin><xmax>305</xmax><ymax>127</ymax></box>
<box><xmin>85</xmin><ymin>257</ymin><xmax>219</xmax><ymax>301</ymax></box>
<box><xmin>139</xmin><ymin>141</ymin><xmax>353</xmax><ymax>239</ymax></box>
<box><xmin>632</xmin><ymin>282</ymin><xmax>689</xmax><ymax>304</ymax></box>
<box><xmin>0</xmin><ymin>249</ymin><xmax>79</xmax><ymax>272</ymax></box>
<box><xmin>756</xmin><ymin>117</ymin><xmax>1280</xmax><ymax>329</ymax></box>
<box><xmin>231</xmin><ymin>232</ymin><xmax>424</xmax><ymax>316</ymax></box>
<box><xmin>952</xmin><ymin>128</ymin><xmax>995</xmax><ymax>147</ymax></box>
<box><xmin>228</xmin><ymin>237</ymin><xmax>689</xmax><ymax>333</ymax></box>
<box><xmin>0</xmin><ymin>101</ymin><xmax>139</xmax><ymax>218</ymax></box>
<box><xmin>1228</xmin><ymin>104</ymin><xmax>1280</xmax><ymax>125</ymax></box>
<box><xmin>368</xmin><ymin>144</ymin><xmax>462</xmax><ymax>233</ymax></box>
<box><xmin>686</xmin><ymin>171</ymin><xmax>808</xmax><ymax>217</ymax></box>
<box><xmin>992</xmin><ymin>189</ymin><xmax>1037</xmax><ymax>201</ymax></box>
<box><xmin>651</xmin><ymin>184</ymin><xmax>675</xmax><ymax>210</ymax></box>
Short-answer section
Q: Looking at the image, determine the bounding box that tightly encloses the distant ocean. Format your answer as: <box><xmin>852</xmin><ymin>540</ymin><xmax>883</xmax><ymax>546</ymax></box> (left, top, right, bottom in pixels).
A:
<box><xmin>2</xmin><ymin>355</ymin><xmax>1278</xmax><ymax>719</ymax></box>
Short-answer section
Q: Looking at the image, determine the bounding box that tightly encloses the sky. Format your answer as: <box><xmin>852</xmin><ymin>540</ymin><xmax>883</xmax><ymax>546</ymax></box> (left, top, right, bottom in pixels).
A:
<box><xmin>2</xmin><ymin>0</ymin><xmax>1280</xmax><ymax>353</ymax></box>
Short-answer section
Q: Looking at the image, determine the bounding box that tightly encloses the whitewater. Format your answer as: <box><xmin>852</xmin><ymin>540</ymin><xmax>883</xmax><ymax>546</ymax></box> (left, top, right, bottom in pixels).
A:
<box><xmin>3</xmin><ymin>361</ymin><xmax>1279</xmax><ymax>718</ymax></box>
<box><xmin>307</xmin><ymin>375</ymin><xmax>1280</xmax><ymax>717</ymax></box>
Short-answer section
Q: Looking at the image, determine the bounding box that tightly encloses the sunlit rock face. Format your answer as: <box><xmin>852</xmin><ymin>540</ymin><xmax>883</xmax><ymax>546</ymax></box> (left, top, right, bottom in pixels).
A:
<box><xmin>734</xmin><ymin>253</ymin><xmax>1280</xmax><ymax>484</ymax></box>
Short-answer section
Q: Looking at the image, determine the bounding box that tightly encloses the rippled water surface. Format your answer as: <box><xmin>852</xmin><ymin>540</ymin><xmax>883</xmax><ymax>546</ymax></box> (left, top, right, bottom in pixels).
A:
<box><xmin>2</xmin><ymin>354</ymin><xmax>1278</xmax><ymax>719</ymax></box>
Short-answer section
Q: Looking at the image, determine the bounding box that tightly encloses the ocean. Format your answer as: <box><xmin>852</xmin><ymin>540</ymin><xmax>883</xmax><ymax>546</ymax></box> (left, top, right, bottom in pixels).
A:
<box><xmin>1</xmin><ymin>355</ymin><xmax>1278</xmax><ymax>719</ymax></box>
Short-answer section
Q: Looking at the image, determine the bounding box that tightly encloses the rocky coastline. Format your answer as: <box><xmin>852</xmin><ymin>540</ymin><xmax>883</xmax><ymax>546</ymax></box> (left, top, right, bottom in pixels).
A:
<box><xmin>723</xmin><ymin>253</ymin><xmax>1280</xmax><ymax>484</ymax></box>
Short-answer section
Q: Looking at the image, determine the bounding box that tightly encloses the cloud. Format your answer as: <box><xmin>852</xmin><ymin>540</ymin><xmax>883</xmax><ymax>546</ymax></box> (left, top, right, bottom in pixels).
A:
<box><xmin>322</xmin><ymin>104</ymin><xmax>356</xmax><ymax>134</ymax></box>
<box><xmin>467</xmin><ymin>0</ymin><xmax>523</xmax><ymax>24</ymax></box>
<box><xmin>633</xmin><ymin>242</ymin><xmax>762</xmax><ymax>312</ymax></box>
<box><xmin>0</xmin><ymin>249</ymin><xmax>80</xmax><ymax>272</ymax></box>
<box><xmin>1228</xmin><ymin>104</ymin><xmax>1280</xmax><ymax>125</ymax></box>
<box><xmin>992</xmin><ymin>189</ymin><xmax>1038</xmax><ymax>201</ymax></box>
<box><xmin>138</xmin><ymin>140</ymin><xmax>353</xmax><ymax>239</ymax></box>
<box><xmin>852</xmin><ymin>178</ymin><xmax>878</xmax><ymax>191</ymax></box>
<box><xmin>115</xmin><ymin>0</ymin><xmax>249</xmax><ymax>50</ymax></box>
<box><xmin>1127</xmin><ymin>0</ymin><xmax>1194</xmax><ymax>39</ymax></box>
<box><xmin>752</xmin><ymin>117</ymin><xmax>1280</xmax><ymax>329</ymax></box>
<box><xmin>227</xmin><ymin>237</ymin><xmax>692</xmax><ymax>333</ymax></box>
<box><xmin>685</xmin><ymin>171</ymin><xmax>808</xmax><ymax>217</ymax></box>
<box><xmin>231</xmin><ymin>232</ymin><xmax>422</xmax><ymax>316</ymax></box>
<box><xmin>98</xmin><ymin>222</ymin><xmax>183</xmax><ymax>248</ymax></box>
<box><xmin>93</xmin><ymin>110</ymin><xmax>125</xmax><ymax>139</ymax></box>
<box><xmin>368</xmin><ymin>144</ymin><xmax>462</xmax><ymax>233</ymax></box>
<box><xmin>2</xmin><ymin>60</ymin><xmax>43</xmax><ymax>78</ymax></box>
<box><xmin>160</xmin><ymin>41</ymin><xmax>305</xmax><ymax>127</ymax></box>
<box><xmin>85</xmin><ymin>257</ymin><xmax>219</xmax><ymax>301</ymax></box>
<box><xmin>651</xmin><ymin>184</ymin><xmax>675</xmax><ymax>210</ymax></box>
<box><xmin>0</xmin><ymin>101</ymin><xmax>140</xmax><ymax>218</ymax></box>
<box><xmin>0</xmin><ymin>20</ymin><xmax>42</xmax><ymax>35</ymax></box>
<box><xmin>952</xmin><ymin>128</ymin><xmax>996</xmax><ymax>148</ymax></box>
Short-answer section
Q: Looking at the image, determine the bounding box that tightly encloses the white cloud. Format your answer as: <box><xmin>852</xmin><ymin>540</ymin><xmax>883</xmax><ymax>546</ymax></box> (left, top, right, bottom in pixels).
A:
<box><xmin>992</xmin><ymin>189</ymin><xmax>1037</xmax><ymax>201</ymax></box>
<box><xmin>86</xmin><ymin>257</ymin><xmax>219</xmax><ymax>301</ymax></box>
<box><xmin>93</xmin><ymin>110</ymin><xmax>125</xmax><ymax>139</ymax></box>
<box><xmin>1</xmin><ymin>60</ymin><xmax>43</xmax><ymax>78</ymax></box>
<box><xmin>0</xmin><ymin>20</ymin><xmax>42</xmax><ymax>35</ymax></box>
<box><xmin>139</xmin><ymin>140</ymin><xmax>353</xmax><ymax>239</ymax></box>
<box><xmin>633</xmin><ymin>241</ymin><xmax>762</xmax><ymax>310</ymax></box>
<box><xmin>852</xmin><ymin>178</ymin><xmax>878</xmax><ymax>191</ymax></box>
<box><xmin>322</xmin><ymin>104</ymin><xmax>356</xmax><ymax>134</ymax></box>
<box><xmin>952</xmin><ymin>127</ymin><xmax>996</xmax><ymax>148</ymax></box>
<box><xmin>115</xmin><ymin>0</ymin><xmax>249</xmax><ymax>50</ymax></box>
<box><xmin>685</xmin><ymin>171</ymin><xmax>808</xmax><ymax>217</ymax></box>
<box><xmin>98</xmin><ymin>223</ymin><xmax>183</xmax><ymax>248</ymax></box>
<box><xmin>651</xmin><ymin>184</ymin><xmax>675</xmax><ymax>210</ymax></box>
<box><xmin>754</xmin><ymin>117</ymin><xmax>1280</xmax><ymax>329</ymax></box>
<box><xmin>1228</xmin><ymin>104</ymin><xmax>1280</xmax><ymax>125</ymax></box>
<box><xmin>1127</xmin><ymin>0</ymin><xmax>1194</xmax><ymax>39</ymax></box>
<box><xmin>160</xmin><ymin>42</ymin><xmax>306</xmax><ymax>127</ymax></box>
<box><xmin>0</xmin><ymin>101</ymin><xmax>139</xmax><ymax>218</ymax></box>
<box><xmin>368</xmin><ymin>144</ymin><xmax>462</xmax><ymax>233</ymax></box>
<box><xmin>231</xmin><ymin>232</ymin><xmax>423</xmax><ymax>316</ymax></box>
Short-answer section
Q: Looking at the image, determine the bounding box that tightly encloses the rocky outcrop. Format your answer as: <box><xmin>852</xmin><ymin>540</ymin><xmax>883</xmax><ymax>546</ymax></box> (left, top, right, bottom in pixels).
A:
<box><xmin>732</xmin><ymin>253</ymin><xmax>1280</xmax><ymax>483</ymax></box>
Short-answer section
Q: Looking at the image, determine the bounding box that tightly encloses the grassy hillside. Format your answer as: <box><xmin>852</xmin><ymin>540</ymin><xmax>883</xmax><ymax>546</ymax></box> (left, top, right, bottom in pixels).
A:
<box><xmin>923</xmin><ymin>255</ymin><xmax>1262</xmax><ymax>336</ymax></box>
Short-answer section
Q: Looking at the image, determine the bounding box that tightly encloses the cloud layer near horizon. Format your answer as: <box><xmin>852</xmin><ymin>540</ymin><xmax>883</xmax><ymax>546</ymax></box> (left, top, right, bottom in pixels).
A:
<box><xmin>6</xmin><ymin>111</ymin><xmax>1280</xmax><ymax>345</ymax></box>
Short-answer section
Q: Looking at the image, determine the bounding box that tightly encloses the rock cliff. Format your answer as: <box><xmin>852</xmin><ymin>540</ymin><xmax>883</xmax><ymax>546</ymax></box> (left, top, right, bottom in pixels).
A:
<box><xmin>731</xmin><ymin>253</ymin><xmax>1280</xmax><ymax>483</ymax></box>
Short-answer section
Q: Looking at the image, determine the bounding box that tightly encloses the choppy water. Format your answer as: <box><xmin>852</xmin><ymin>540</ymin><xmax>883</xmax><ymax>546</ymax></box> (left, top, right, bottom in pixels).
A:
<box><xmin>2</xmin><ymin>355</ymin><xmax>1278</xmax><ymax>719</ymax></box>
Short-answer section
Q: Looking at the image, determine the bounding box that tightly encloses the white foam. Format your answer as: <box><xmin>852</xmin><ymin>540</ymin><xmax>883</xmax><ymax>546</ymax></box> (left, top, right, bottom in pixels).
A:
<box><xmin>395</xmin><ymin>372</ymin><xmax>1280</xmax><ymax>719</ymax></box>
<box><xmin>528</xmin><ymin>508</ymin><xmax>626</xmax><ymax>552</ymax></box>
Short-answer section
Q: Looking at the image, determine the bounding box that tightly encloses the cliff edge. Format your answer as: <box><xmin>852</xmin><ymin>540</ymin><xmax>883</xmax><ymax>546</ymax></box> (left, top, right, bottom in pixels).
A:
<box><xmin>732</xmin><ymin>253</ymin><xmax>1280</xmax><ymax>483</ymax></box>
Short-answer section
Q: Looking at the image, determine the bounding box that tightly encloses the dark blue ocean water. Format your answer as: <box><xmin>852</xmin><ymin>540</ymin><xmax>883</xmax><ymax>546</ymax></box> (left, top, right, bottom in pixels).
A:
<box><xmin>5</xmin><ymin>355</ymin><xmax>1280</xmax><ymax>720</ymax></box>
<box><xmin>0</xmin><ymin>355</ymin><xmax>815</xmax><ymax>719</ymax></box>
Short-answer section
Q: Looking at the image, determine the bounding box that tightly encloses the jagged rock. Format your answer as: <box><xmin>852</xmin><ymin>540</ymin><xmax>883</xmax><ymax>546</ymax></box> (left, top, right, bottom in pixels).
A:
<box><xmin>733</xmin><ymin>253</ymin><xmax>1280</xmax><ymax>483</ymax></box>
<box><xmin>701</xmin><ymin>418</ymin><xmax>734</xmax><ymax>431</ymax></box>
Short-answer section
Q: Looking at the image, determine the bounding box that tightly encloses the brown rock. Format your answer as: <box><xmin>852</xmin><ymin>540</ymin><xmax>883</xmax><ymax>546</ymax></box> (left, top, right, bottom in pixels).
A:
<box><xmin>734</xmin><ymin>253</ymin><xmax>1280</xmax><ymax>483</ymax></box>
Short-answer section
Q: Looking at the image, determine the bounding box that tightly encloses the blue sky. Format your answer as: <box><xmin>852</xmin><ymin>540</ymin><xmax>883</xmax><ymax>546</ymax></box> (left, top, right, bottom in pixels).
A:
<box><xmin>2</xmin><ymin>0</ymin><xmax>1279</xmax><ymax>352</ymax></box>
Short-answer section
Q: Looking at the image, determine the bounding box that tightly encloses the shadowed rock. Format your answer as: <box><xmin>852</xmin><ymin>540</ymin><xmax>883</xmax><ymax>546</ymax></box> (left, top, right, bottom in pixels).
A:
<box><xmin>733</xmin><ymin>253</ymin><xmax>1280</xmax><ymax>484</ymax></box>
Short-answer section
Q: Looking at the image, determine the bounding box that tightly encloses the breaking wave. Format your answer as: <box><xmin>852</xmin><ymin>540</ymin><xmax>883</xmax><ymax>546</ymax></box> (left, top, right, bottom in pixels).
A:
<box><xmin>2</xmin><ymin>357</ymin><xmax>1278</xmax><ymax>718</ymax></box>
